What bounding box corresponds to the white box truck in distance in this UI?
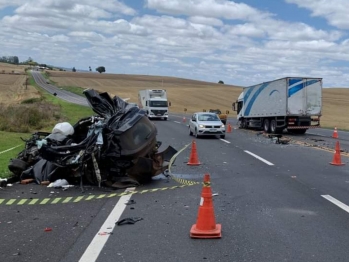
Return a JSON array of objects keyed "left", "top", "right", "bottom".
[
  {"left": 232, "top": 77, "right": 322, "bottom": 134},
  {"left": 138, "top": 89, "right": 169, "bottom": 120}
]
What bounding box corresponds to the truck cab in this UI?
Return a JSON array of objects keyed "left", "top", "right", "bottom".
[
  {"left": 232, "top": 92, "right": 244, "bottom": 121},
  {"left": 138, "top": 89, "right": 169, "bottom": 120}
]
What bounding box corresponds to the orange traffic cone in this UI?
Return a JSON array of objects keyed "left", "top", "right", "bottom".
[
  {"left": 330, "top": 141, "right": 345, "bottom": 166},
  {"left": 190, "top": 173, "right": 221, "bottom": 239},
  {"left": 227, "top": 123, "right": 232, "bottom": 133},
  {"left": 187, "top": 140, "right": 201, "bottom": 166},
  {"left": 332, "top": 127, "right": 338, "bottom": 138}
]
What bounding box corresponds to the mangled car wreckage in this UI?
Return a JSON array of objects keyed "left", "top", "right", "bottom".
[{"left": 8, "top": 89, "right": 177, "bottom": 188}]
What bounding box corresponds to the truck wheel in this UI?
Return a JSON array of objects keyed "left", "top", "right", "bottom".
[{"left": 263, "top": 119, "right": 271, "bottom": 133}]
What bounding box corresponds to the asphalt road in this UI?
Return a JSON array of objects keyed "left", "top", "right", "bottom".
[
  {"left": 1, "top": 73, "right": 349, "bottom": 261},
  {"left": 31, "top": 70, "right": 89, "bottom": 106}
]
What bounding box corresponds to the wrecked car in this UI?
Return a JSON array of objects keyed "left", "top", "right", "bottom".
[{"left": 8, "top": 89, "right": 177, "bottom": 189}]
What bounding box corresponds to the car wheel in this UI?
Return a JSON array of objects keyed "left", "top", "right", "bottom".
[
  {"left": 8, "top": 158, "right": 28, "bottom": 176},
  {"left": 220, "top": 135, "right": 225, "bottom": 139},
  {"left": 194, "top": 128, "right": 200, "bottom": 138},
  {"left": 189, "top": 126, "right": 193, "bottom": 136}
]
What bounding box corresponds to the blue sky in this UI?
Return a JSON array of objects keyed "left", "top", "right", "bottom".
[{"left": 0, "top": 0, "right": 348, "bottom": 87}]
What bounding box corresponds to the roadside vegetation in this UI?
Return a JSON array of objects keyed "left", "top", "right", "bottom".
[
  {"left": 0, "top": 71, "right": 93, "bottom": 178},
  {"left": 44, "top": 71, "right": 85, "bottom": 96}
]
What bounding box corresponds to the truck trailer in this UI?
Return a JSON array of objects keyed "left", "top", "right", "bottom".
[
  {"left": 232, "top": 77, "right": 322, "bottom": 134},
  {"left": 138, "top": 89, "right": 169, "bottom": 120}
]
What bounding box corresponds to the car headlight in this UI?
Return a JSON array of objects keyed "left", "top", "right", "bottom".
[
  {"left": 199, "top": 124, "right": 205, "bottom": 128},
  {"left": 221, "top": 124, "right": 225, "bottom": 128}
]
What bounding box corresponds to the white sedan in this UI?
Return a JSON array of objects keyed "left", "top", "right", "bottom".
[{"left": 188, "top": 112, "right": 226, "bottom": 139}]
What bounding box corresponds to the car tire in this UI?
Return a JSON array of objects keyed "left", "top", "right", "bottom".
[
  {"left": 189, "top": 127, "right": 193, "bottom": 136},
  {"left": 194, "top": 128, "right": 200, "bottom": 138},
  {"left": 8, "top": 158, "right": 28, "bottom": 176},
  {"left": 220, "top": 135, "right": 225, "bottom": 139}
]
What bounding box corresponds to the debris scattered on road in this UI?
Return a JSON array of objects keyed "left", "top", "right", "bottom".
[
  {"left": 116, "top": 217, "right": 143, "bottom": 226},
  {"left": 125, "top": 199, "right": 136, "bottom": 205},
  {"left": 98, "top": 232, "right": 113, "bottom": 235},
  {"left": 7, "top": 89, "right": 178, "bottom": 190},
  {"left": 47, "top": 179, "right": 69, "bottom": 188}
]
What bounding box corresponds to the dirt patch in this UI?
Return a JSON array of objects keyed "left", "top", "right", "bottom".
[{"left": 0, "top": 74, "right": 41, "bottom": 105}]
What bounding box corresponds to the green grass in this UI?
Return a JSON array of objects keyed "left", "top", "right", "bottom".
[
  {"left": 29, "top": 73, "right": 93, "bottom": 125},
  {"left": 0, "top": 73, "right": 94, "bottom": 178},
  {"left": 0, "top": 131, "right": 29, "bottom": 178},
  {"left": 43, "top": 71, "right": 86, "bottom": 96},
  {"left": 57, "top": 86, "right": 86, "bottom": 97}
]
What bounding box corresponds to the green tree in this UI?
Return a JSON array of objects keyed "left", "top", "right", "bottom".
[
  {"left": 96, "top": 66, "right": 106, "bottom": 74},
  {"left": 218, "top": 80, "right": 224, "bottom": 84},
  {"left": 13, "top": 56, "right": 19, "bottom": 65},
  {"left": 72, "top": 67, "right": 76, "bottom": 72}
]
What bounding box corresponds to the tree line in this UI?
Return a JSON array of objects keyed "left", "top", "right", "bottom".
[
  {"left": 0, "top": 56, "right": 19, "bottom": 64},
  {"left": 1, "top": 55, "right": 106, "bottom": 74}
]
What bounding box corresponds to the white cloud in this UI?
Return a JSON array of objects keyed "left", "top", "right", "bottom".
[
  {"left": 188, "top": 16, "right": 223, "bottom": 27},
  {"left": 0, "top": 0, "right": 26, "bottom": 9},
  {"left": 0, "top": 0, "right": 348, "bottom": 87},
  {"left": 286, "top": 0, "right": 349, "bottom": 29},
  {"left": 145, "top": 0, "right": 272, "bottom": 21}
]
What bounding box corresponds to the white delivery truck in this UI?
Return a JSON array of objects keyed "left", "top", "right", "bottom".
[
  {"left": 138, "top": 89, "right": 169, "bottom": 120},
  {"left": 232, "top": 77, "right": 322, "bottom": 134}
]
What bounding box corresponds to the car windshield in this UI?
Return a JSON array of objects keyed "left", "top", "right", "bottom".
[
  {"left": 198, "top": 114, "right": 220, "bottom": 121},
  {"left": 149, "top": 101, "right": 168, "bottom": 107}
]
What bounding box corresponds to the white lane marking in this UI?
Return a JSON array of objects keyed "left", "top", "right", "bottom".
[
  {"left": 321, "top": 195, "right": 349, "bottom": 214},
  {"left": 0, "top": 144, "right": 22, "bottom": 155},
  {"left": 220, "top": 139, "right": 231, "bottom": 144},
  {"left": 79, "top": 188, "right": 135, "bottom": 262},
  {"left": 174, "top": 121, "right": 181, "bottom": 124},
  {"left": 244, "top": 150, "right": 274, "bottom": 166}
]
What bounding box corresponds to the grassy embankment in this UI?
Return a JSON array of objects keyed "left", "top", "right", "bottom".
[{"left": 0, "top": 72, "right": 93, "bottom": 178}]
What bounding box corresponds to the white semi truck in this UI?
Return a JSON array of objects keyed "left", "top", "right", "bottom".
[
  {"left": 232, "top": 77, "right": 322, "bottom": 134},
  {"left": 138, "top": 89, "right": 169, "bottom": 120}
]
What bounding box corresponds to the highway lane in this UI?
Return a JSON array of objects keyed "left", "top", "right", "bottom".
[
  {"left": 59, "top": 118, "right": 349, "bottom": 262},
  {"left": 31, "top": 70, "right": 89, "bottom": 106},
  {"left": 3, "top": 72, "right": 347, "bottom": 261},
  {"left": 169, "top": 113, "right": 349, "bottom": 153}
]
